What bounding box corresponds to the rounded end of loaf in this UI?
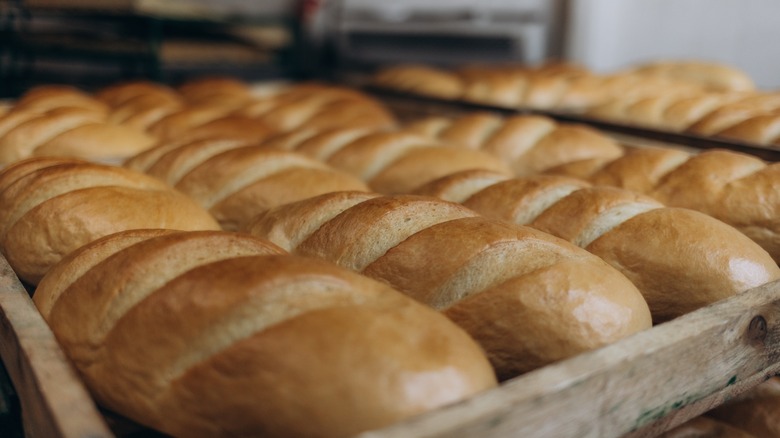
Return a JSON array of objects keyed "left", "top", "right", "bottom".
[
  {"left": 444, "top": 254, "right": 652, "bottom": 380},
  {"left": 360, "top": 215, "right": 651, "bottom": 380},
  {"left": 0, "top": 159, "right": 220, "bottom": 285},
  {"left": 586, "top": 207, "right": 780, "bottom": 323},
  {"left": 39, "top": 231, "right": 496, "bottom": 437}
]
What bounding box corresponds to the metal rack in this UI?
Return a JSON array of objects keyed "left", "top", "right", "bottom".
[{"left": 0, "top": 0, "right": 305, "bottom": 97}]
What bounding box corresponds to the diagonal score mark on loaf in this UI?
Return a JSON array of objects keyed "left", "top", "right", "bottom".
[
  {"left": 34, "top": 229, "right": 180, "bottom": 319},
  {"left": 244, "top": 191, "right": 381, "bottom": 252},
  {"left": 175, "top": 147, "right": 331, "bottom": 208},
  {"left": 271, "top": 194, "right": 589, "bottom": 309},
  {"left": 91, "top": 256, "right": 397, "bottom": 411},
  {"left": 462, "top": 175, "right": 594, "bottom": 228},
  {"left": 405, "top": 113, "right": 623, "bottom": 176},
  {"left": 0, "top": 160, "right": 170, "bottom": 239},
  {"left": 363, "top": 217, "right": 578, "bottom": 310},
  {"left": 45, "top": 231, "right": 285, "bottom": 368},
  {"left": 563, "top": 148, "right": 780, "bottom": 262},
  {"left": 266, "top": 127, "right": 512, "bottom": 195},
  {"left": 297, "top": 195, "right": 478, "bottom": 271},
  {"left": 143, "top": 138, "right": 260, "bottom": 185},
  {"left": 0, "top": 108, "right": 105, "bottom": 163},
  {"left": 528, "top": 186, "right": 664, "bottom": 249},
  {"left": 325, "top": 132, "right": 439, "bottom": 181},
  {"left": 413, "top": 169, "right": 513, "bottom": 203},
  {"left": 277, "top": 127, "right": 373, "bottom": 159},
  {"left": 247, "top": 192, "right": 652, "bottom": 378},
  {"left": 417, "top": 171, "right": 780, "bottom": 322}
]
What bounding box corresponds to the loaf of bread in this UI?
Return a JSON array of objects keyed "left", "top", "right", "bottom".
[
  {"left": 404, "top": 112, "right": 625, "bottom": 176},
  {"left": 176, "top": 76, "right": 254, "bottom": 106},
  {"left": 548, "top": 147, "right": 780, "bottom": 264},
  {"left": 127, "top": 142, "right": 370, "bottom": 230},
  {"left": 372, "top": 63, "right": 717, "bottom": 111},
  {"left": 259, "top": 127, "right": 513, "bottom": 193},
  {"left": 108, "top": 80, "right": 396, "bottom": 139},
  {"left": 12, "top": 85, "right": 109, "bottom": 115},
  {"left": 413, "top": 170, "right": 780, "bottom": 322},
  {"left": 373, "top": 63, "right": 599, "bottom": 110},
  {"left": 627, "top": 60, "right": 756, "bottom": 93},
  {"left": 33, "top": 229, "right": 497, "bottom": 437},
  {"left": 587, "top": 89, "right": 780, "bottom": 146},
  {"left": 246, "top": 191, "right": 652, "bottom": 379},
  {"left": 0, "top": 87, "right": 158, "bottom": 164},
  {"left": 235, "top": 83, "right": 398, "bottom": 132},
  {"left": 0, "top": 157, "right": 220, "bottom": 284},
  {"left": 373, "top": 64, "right": 466, "bottom": 99},
  {"left": 707, "top": 378, "right": 780, "bottom": 437},
  {"left": 124, "top": 114, "right": 275, "bottom": 172},
  {"left": 98, "top": 81, "right": 186, "bottom": 132}
]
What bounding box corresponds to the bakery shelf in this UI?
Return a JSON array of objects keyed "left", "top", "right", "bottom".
[{"left": 1, "top": 249, "right": 779, "bottom": 437}]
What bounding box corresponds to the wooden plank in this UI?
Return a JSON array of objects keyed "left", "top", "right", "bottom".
[
  {"left": 359, "top": 280, "right": 780, "bottom": 438},
  {"left": 0, "top": 255, "right": 112, "bottom": 438}
]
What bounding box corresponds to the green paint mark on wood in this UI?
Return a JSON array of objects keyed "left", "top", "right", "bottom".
[
  {"left": 727, "top": 375, "right": 737, "bottom": 386},
  {"left": 633, "top": 394, "right": 700, "bottom": 430}
]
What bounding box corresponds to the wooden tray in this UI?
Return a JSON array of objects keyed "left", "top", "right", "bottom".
[{"left": 1, "top": 251, "right": 779, "bottom": 437}]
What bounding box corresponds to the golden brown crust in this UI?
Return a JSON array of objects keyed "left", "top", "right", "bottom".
[
  {"left": 0, "top": 159, "right": 219, "bottom": 284},
  {"left": 239, "top": 84, "right": 397, "bottom": 133},
  {"left": 166, "top": 146, "right": 369, "bottom": 230},
  {"left": 550, "top": 148, "right": 780, "bottom": 264},
  {"left": 586, "top": 207, "right": 779, "bottom": 322},
  {"left": 244, "top": 191, "right": 381, "bottom": 252},
  {"left": 33, "top": 123, "right": 157, "bottom": 163},
  {"left": 33, "top": 229, "right": 180, "bottom": 318},
  {"left": 422, "top": 172, "right": 780, "bottom": 323},
  {"left": 0, "top": 108, "right": 106, "bottom": 164},
  {"left": 257, "top": 127, "right": 512, "bottom": 194},
  {"left": 14, "top": 85, "right": 109, "bottom": 114},
  {"left": 298, "top": 195, "right": 478, "bottom": 271},
  {"left": 96, "top": 81, "right": 181, "bottom": 107},
  {"left": 177, "top": 76, "right": 252, "bottom": 103},
  {"left": 373, "top": 65, "right": 465, "bottom": 99},
  {"left": 247, "top": 193, "right": 651, "bottom": 379},
  {"left": 405, "top": 113, "right": 624, "bottom": 176},
  {"left": 629, "top": 60, "right": 756, "bottom": 92},
  {"left": 38, "top": 231, "right": 496, "bottom": 437},
  {"left": 412, "top": 168, "right": 512, "bottom": 203}
]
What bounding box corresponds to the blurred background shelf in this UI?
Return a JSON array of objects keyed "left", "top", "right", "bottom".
[{"left": 0, "top": 0, "right": 304, "bottom": 97}]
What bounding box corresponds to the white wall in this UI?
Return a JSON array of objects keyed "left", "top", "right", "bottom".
[{"left": 565, "top": 0, "right": 780, "bottom": 89}]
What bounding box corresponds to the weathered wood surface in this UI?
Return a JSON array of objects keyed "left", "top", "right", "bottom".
[
  {"left": 360, "top": 279, "right": 780, "bottom": 438},
  {"left": 0, "top": 255, "right": 112, "bottom": 438}
]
